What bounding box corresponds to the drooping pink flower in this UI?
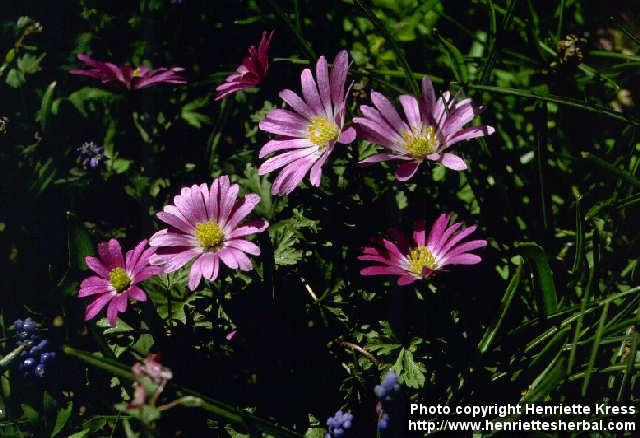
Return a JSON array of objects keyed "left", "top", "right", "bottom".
[
  {"left": 70, "top": 54, "right": 186, "bottom": 90},
  {"left": 149, "top": 175, "right": 269, "bottom": 290},
  {"left": 258, "top": 50, "right": 356, "bottom": 195},
  {"left": 128, "top": 354, "right": 173, "bottom": 409},
  {"left": 79, "top": 239, "right": 162, "bottom": 327},
  {"left": 358, "top": 213, "right": 487, "bottom": 286},
  {"left": 354, "top": 75, "right": 494, "bottom": 181},
  {"left": 214, "top": 31, "right": 274, "bottom": 100}
]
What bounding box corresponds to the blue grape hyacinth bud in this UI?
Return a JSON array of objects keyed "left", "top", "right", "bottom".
[
  {"left": 377, "top": 412, "right": 390, "bottom": 431},
  {"left": 325, "top": 410, "right": 354, "bottom": 437},
  {"left": 14, "top": 317, "right": 55, "bottom": 379}
]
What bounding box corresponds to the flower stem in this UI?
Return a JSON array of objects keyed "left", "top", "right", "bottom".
[{"left": 0, "top": 344, "right": 25, "bottom": 370}]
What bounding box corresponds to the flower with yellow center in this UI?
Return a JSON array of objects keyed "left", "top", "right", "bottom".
[
  {"left": 402, "top": 126, "right": 438, "bottom": 158},
  {"left": 195, "top": 221, "right": 225, "bottom": 250},
  {"left": 407, "top": 246, "right": 437, "bottom": 276},
  {"left": 132, "top": 67, "right": 142, "bottom": 78},
  {"left": 109, "top": 267, "right": 132, "bottom": 292},
  {"left": 308, "top": 116, "right": 340, "bottom": 147}
]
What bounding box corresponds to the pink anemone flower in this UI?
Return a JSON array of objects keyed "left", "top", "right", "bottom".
[
  {"left": 258, "top": 50, "right": 356, "bottom": 195},
  {"left": 79, "top": 239, "right": 162, "bottom": 327},
  {"left": 354, "top": 75, "right": 494, "bottom": 181},
  {"left": 70, "top": 54, "right": 186, "bottom": 90},
  {"left": 215, "top": 30, "right": 274, "bottom": 100},
  {"left": 358, "top": 213, "right": 487, "bottom": 286},
  {"left": 149, "top": 175, "right": 269, "bottom": 291}
]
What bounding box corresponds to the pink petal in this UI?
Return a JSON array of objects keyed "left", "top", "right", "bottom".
[
  {"left": 330, "top": 50, "right": 349, "bottom": 108},
  {"left": 258, "top": 147, "right": 317, "bottom": 175},
  {"left": 224, "top": 193, "right": 262, "bottom": 231},
  {"left": 421, "top": 75, "right": 437, "bottom": 118},
  {"left": 359, "top": 153, "right": 399, "bottom": 164},
  {"left": 397, "top": 275, "right": 416, "bottom": 286},
  {"left": 412, "top": 219, "right": 426, "bottom": 247},
  {"left": 79, "top": 276, "right": 110, "bottom": 297},
  {"left": 128, "top": 285, "right": 147, "bottom": 302},
  {"left": 259, "top": 139, "right": 314, "bottom": 158},
  {"left": 442, "top": 253, "right": 482, "bottom": 265},
  {"left": 188, "top": 255, "right": 204, "bottom": 291},
  {"left": 337, "top": 126, "right": 356, "bottom": 144},
  {"left": 445, "top": 125, "right": 495, "bottom": 147},
  {"left": 150, "top": 248, "right": 201, "bottom": 273},
  {"left": 439, "top": 153, "right": 468, "bottom": 171},
  {"left": 280, "top": 89, "right": 315, "bottom": 120},
  {"left": 395, "top": 161, "right": 420, "bottom": 181},
  {"left": 399, "top": 95, "right": 422, "bottom": 129},
  {"left": 217, "top": 179, "right": 240, "bottom": 224},
  {"left": 315, "top": 55, "right": 333, "bottom": 119},
  {"left": 226, "top": 239, "right": 260, "bottom": 256},
  {"left": 309, "top": 144, "right": 333, "bottom": 186},
  {"left": 85, "top": 256, "right": 110, "bottom": 278},
  {"left": 227, "top": 219, "right": 269, "bottom": 239},
  {"left": 271, "top": 156, "right": 316, "bottom": 195},
  {"left": 371, "top": 91, "right": 409, "bottom": 134},
  {"left": 85, "top": 293, "right": 114, "bottom": 322},
  {"left": 149, "top": 229, "right": 196, "bottom": 247},
  {"left": 300, "top": 68, "right": 323, "bottom": 114},
  {"left": 218, "top": 247, "right": 239, "bottom": 269}
]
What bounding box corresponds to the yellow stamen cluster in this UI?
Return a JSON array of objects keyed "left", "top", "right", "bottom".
[
  {"left": 407, "top": 246, "right": 437, "bottom": 276},
  {"left": 195, "top": 221, "right": 225, "bottom": 250},
  {"left": 308, "top": 116, "right": 340, "bottom": 147},
  {"left": 132, "top": 67, "right": 142, "bottom": 78},
  {"left": 402, "top": 126, "right": 438, "bottom": 158},
  {"left": 109, "top": 267, "right": 131, "bottom": 292}
]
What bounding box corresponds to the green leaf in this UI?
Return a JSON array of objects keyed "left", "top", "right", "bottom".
[
  {"left": 391, "top": 348, "right": 425, "bottom": 388},
  {"left": 581, "top": 302, "right": 609, "bottom": 396},
  {"left": 516, "top": 242, "right": 558, "bottom": 315},
  {"left": 67, "top": 430, "right": 91, "bottom": 438},
  {"left": 36, "top": 81, "right": 57, "bottom": 131},
  {"left": 17, "top": 53, "right": 43, "bottom": 74},
  {"left": 436, "top": 31, "right": 469, "bottom": 83},
  {"left": 51, "top": 401, "right": 73, "bottom": 437},
  {"left": 20, "top": 403, "right": 39, "bottom": 423},
  {"left": 68, "top": 87, "right": 120, "bottom": 117},
  {"left": 72, "top": 225, "right": 94, "bottom": 270},
  {"left": 181, "top": 96, "right": 212, "bottom": 128},
  {"left": 6, "top": 68, "right": 25, "bottom": 88}
]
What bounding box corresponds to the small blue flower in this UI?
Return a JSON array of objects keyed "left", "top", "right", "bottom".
[
  {"left": 76, "top": 141, "right": 106, "bottom": 169},
  {"left": 377, "top": 413, "right": 390, "bottom": 431}
]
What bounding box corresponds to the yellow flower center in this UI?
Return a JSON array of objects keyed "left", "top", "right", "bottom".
[
  {"left": 308, "top": 116, "right": 340, "bottom": 147},
  {"left": 195, "top": 221, "right": 225, "bottom": 250},
  {"left": 132, "top": 67, "right": 142, "bottom": 78},
  {"left": 402, "top": 126, "right": 438, "bottom": 158},
  {"left": 109, "top": 267, "right": 131, "bottom": 292},
  {"left": 407, "top": 246, "right": 437, "bottom": 276}
]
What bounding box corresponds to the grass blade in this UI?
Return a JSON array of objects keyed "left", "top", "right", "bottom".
[
  {"left": 581, "top": 302, "right": 609, "bottom": 396},
  {"left": 581, "top": 151, "right": 640, "bottom": 188},
  {"left": 516, "top": 242, "right": 558, "bottom": 315},
  {"left": 567, "top": 263, "right": 594, "bottom": 375},
  {"left": 479, "top": 264, "right": 522, "bottom": 353}
]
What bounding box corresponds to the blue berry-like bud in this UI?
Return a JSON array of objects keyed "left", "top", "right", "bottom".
[
  {"left": 334, "top": 428, "right": 344, "bottom": 437},
  {"left": 35, "top": 363, "right": 46, "bottom": 377},
  {"left": 14, "top": 319, "right": 24, "bottom": 331},
  {"left": 378, "top": 413, "right": 390, "bottom": 431},
  {"left": 20, "top": 357, "right": 36, "bottom": 371},
  {"left": 374, "top": 384, "right": 386, "bottom": 399},
  {"left": 23, "top": 318, "right": 37, "bottom": 333}
]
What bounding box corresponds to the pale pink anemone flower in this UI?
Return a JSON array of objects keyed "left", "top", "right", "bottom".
[
  {"left": 358, "top": 213, "right": 487, "bottom": 286},
  {"left": 258, "top": 50, "right": 356, "bottom": 196},
  {"left": 79, "top": 239, "right": 162, "bottom": 327},
  {"left": 70, "top": 54, "right": 186, "bottom": 90},
  {"left": 354, "top": 75, "right": 495, "bottom": 181},
  {"left": 215, "top": 30, "right": 274, "bottom": 100},
  {"left": 128, "top": 354, "right": 173, "bottom": 409},
  {"left": 149, "top": 175, "right": 269, "bottom": 291}
]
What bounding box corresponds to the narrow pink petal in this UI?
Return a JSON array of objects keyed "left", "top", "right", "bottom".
[
  {"left": 397, "top": 275, "right": 416, "bottom": 286},
  {"left": 259, "top": 138, "right": 314, "bottom": 158},
  {"left": 218, "top": 247, "right": 239, "bottom": 269},
  {"left": 150, "top": 248, "right": 201, "bottom": 273},
  {"left": 353, "top": 117, "right": 401, "bottom": 150},
  {"left": 259, "top": 147, "right": 317, "bottom": 175},
  {"left": 337, "top": 126, "right": 356, "bottom": 144},
  {"left": 359, "top": 105, "right": 404, "bottom": 140},
  {"left": 445, "top": 125, "right": 495, "bottom": 148},
  {"left": 309, "top": 144, "right": 333, "bottom": 186},
  {"left": 271, "top": 156, "right": 316, "bottom": 195},
  {"left": 265, "top": 108, "right": 309, "bottom": 127},
  {"left": 85, "top": 256, "right": 110, "bottom": 278},
  {"left": 371, "top": 91, "right": 409, "bottom": 134},
  {"left": 439, "top": 225, "right": 478, "bottom": 256},
  {"left": 227, "top": 219, "right": 269, "bottom": 239},
  {"left": 224, "top": 193, "right": 261, "bottom": 231},
  {"left": 439, "top": 153, "right": 468, "bottom": 171},
  {"left": 399, "top": 95, "right": 422, "bottom": 129},
  {"left": 359, "top": 153, "right": 399, "bottom": 164},
  {"left": 149, "top": 229, "right": 196, "bottom": 247},
  {"left": 442, "top": 253, "right": 482, "bottom": 265},
  {"left": 441, "top": 102, "right": 477, "bottom": 137},
  {"left": 330, "top": 50, "right": 349, "bottom": 109},
  {"left": 188, "top": 255, "right": 204, "bottom": 290},
  {"left": 427, "top": 214, "right": 450, "bottom": 248},
  {"left": 125, "top": 239, "right": 147, "bottom": 273},
  {"left": 412, "top": 219, "right": 426, "bottom": 247},
  {"left": 84, "top": 293, "right": 114, "bottom": 321},
  {"left": 432, "top": 223, "right": 463, "bottom": 255},
  {"left": 106, "top": 294, "right": 125, "bottom": 327},
  {"left": 279, "top": 89, "right": 315, "bottom": 120},
  {"left": 226, "top": 239, "right": 260, "bottom": 256},
  {"left": 128, "top": 285, "right": 147, "bottom": 302},
  {"left": 395, "top": 161, "right": 420, "bottom": 181},
  {"left": 421, "top": 75, "right": 437, "bottom": 120},
  {"left": 259, "top": 118, "right": 308, "bottom": 138},
  {"left": 231, "top": 249, "right": 253, "bottom": 271},
  {"left": 79, "top": 276, "right": 110, "bottom": 297},
  {"left": 360, "top": 265, "right": 405, "bottom": 276},
  {"left": 300, "top": 68, "right": 323, "bottom": 114},
  {"left": 315, "top": 55, "right": 333, "bottom": 119},
  {"left": 217, "top": 179, "right": 240, "bottom": 224},
  {"left": 198, "top": 252, "right": 216, "bottom": 280},
  {"left": 442, "top": 239, "right": 487, "bottom": 260},
  {"left": 189, "top": 184, "right": 208, "bottom": 224},
  {"left": 132, "top": 266, "right": 163, "bottom": 283}
]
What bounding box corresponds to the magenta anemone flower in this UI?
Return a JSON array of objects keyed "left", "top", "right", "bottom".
[
  {"left": 354, "top": 75, "right": 494, "bottom": 181},
  {"left": 215, "top": 31, "right": 274, "bottom": 100},
  {"left": 70, "top": 54, "right": 186, "bottom": 90},
  {"left": 149, "top": 175, "right": 269, "bottom": 290},
  {"left": 79, "top": 239, "right": 162, "bottom": 327},
  {"left": 358, "top": 213, "right": 487, "bottom": 286},
  {"left": 258, "top": 50, "right": 356, "bottom": 196}
]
